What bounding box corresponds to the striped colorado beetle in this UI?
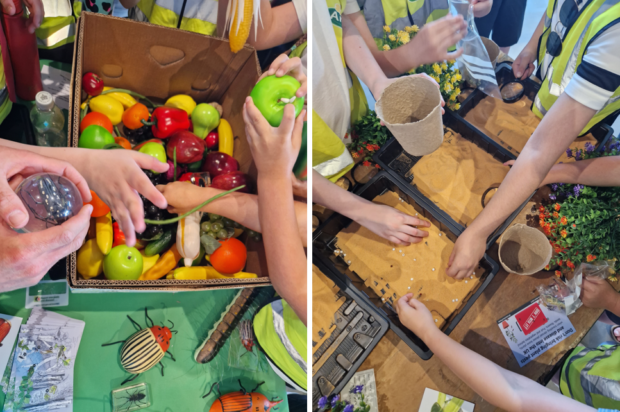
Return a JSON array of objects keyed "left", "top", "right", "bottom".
[
  {"left": 102, "top": 308, "right": 177, "bottom": 385},
  {"left": 203, "top": 380, "right": 282, "bottom": 412}
]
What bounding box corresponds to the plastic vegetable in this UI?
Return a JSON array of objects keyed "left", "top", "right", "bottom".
[
  {"left": 77, "top": 238, "right": 105, "bottom": 279},
  {"left": 113, "top": 222, "right": 126, "bottom": 247},
  {"left": 170, "top": 266, "right": 257, "bottom": 280},
  {"left": 79, "top": 125, "right": 115, "bottom": 149},
  {"left": 250, "top": 75, "right": 304, "bottom": 127},
  {"left": 210, "top": 238, "right": 247, "bottom": 274},
  {"left": 217, "top": 119, "right": 234, "bottom": 156},
  {"left": 84, "top": 190, "right": 110, "bottom": 217},
  {"left": 81, "top": 112, "right": 113, "bottom": 134},
  {"left": 90, "top": 95, "right": 124, "bottom": 125},
  {"left": 191, "top": 104, "right": 220, "bottom": 139},
  {"left": 96, "top": 212, "right": 113, "bottom": 255},
  {"left": 225, "top": 0, "right": 260, "bottom": 53},
  {"left": 206, "top": 131, "right": 218, "bottom": 150},
  {"left": 139, "top": 142, "right": 167, "bottom": 171},
  {"left": 122, "top": 102, "right": 150, "bottom": 130},
  {"left": 115, "top": 136, "right": 132, "bottom": 150},
  {"left": 140, "top": 252, "right": 160, "bottom": 275},
  {"left": 177, "top": 211, "right": 203, "bottom": 267},
  {"left": 139, "top": 243, "right": 182, "bottom": 280},
  {"left": 82, "top": 72, "right": 104, "bottom": 96},
  {"left": 102, "top": 87, "right": 137, "bottom": 109},
  {"left": 166, "top": 130, "right": 206, "bottom": 164},
  {"left": 143, "top": 107, "right": 190, "bottom": 139},
  {"left": 212, "top": 171, "right": 249, "bottom": 193},
  {"left": 165, "top": 95, "right": 196, "bottom": 116},
  {"left": 133, "top": 138, "right": 164, "bottom": 152},
  {"left": 144, "top": 229, "right": 173, "bottom": 256}
]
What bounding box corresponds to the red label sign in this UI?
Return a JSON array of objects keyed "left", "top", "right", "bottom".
[{"left": 516, "top": 303, "right": 548, "bottom": 335}]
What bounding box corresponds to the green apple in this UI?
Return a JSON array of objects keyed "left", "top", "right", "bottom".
[
  {"left": 139, "top": 142, "right": 167, "bottom": 174},
  {"left": 250, "top": 75, "right": 305, "bottom": 127},
  {"left": 78, "top": 125, "right": 115, "bottom": 149},
  {"left": 191, "top": 103, "right": 220, "bottom": 139},
  {"left": 103, "top": 245, "right": 143, "bottom": 280}
]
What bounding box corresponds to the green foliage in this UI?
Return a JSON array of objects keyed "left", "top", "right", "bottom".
[{"left": 348, "top": 111, "right": 393, "bottom": 165}]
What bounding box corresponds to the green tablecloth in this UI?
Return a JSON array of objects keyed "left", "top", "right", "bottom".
[{"left": 0, "top": 285, "right": 289, "bottom": 411}]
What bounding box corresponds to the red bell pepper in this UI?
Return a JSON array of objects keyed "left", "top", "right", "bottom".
[
  {"left": 113, "top": 222, "right": 126, "bottom": 247},
  {"left": 143, "top": 107, "right": 190, "bottom": 139},
  {"left": 82, "top": 72, "right": 104, "bottom": 96}
]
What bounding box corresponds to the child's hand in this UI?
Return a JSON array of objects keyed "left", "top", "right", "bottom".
[
  {"left": 243, "top": 97, "right": 306, "bottom": 181},
  {"left": 472, "top": 0, "right": 492, "bottom": 18},
  {"left": 258, "top": 54, "right": 307, "bottom": 98},
  {"left": 395, "top": 294, "right": 437, "bottom": 341},
  {"left": 156, "top": 182, "right": 203, "bottom": 215},
  {"left": 513, "top": 45, "right": 537, "bottom": 80},
  {"left": 581, "top": 277, "right": 620, "bottom": 312}
]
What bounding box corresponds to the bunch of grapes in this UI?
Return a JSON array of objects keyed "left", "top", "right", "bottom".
[
  {"left": 137, "top": 170, "right": 175, "bottom": 241},
  {"left": 124, "top": 124, "right": 154, "bottom": 145},
  {"left": 201, "top": 214, "right": 262, "bottom": 242}
]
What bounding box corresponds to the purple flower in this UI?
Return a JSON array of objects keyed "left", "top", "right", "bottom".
[
  {"left": 565, "top": 148, "right": 573, "bottom": 158},
  {"left": 351, "top": 385, "right": 364, "bottom": 394},
  {"left": 585, "top": 142, "right": 594, "bottom": 154},
  {"left": 549, "top": 194, "right": 556, "bottom": 201},
  {"left": 332, "top": 395, "right": 340, "bottom": 408},
  {"left": 551, "top": 184, "right": 558, "bottom": 191},
  {"left": 318, "top": 397, "right": 328, "bottom": 409},
  {"left": 343, "top": 404, "right": 354, "bottom": 412},
  {"left": 575, "top": 149, "right": 582, "bottom": 161}
]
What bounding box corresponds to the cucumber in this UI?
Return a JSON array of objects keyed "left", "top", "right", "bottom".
[
  {"left": 103, "top": 143, "right": 125, "bottom": 150},
  {"left": 144, "top": 229, "right": 173, "bottom": 257}
]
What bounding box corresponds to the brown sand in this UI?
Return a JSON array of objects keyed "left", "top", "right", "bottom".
[
  {"left": 312, "top": 264, "right": 347, "bottom": 354},
  {"left": 336, "top": 191, "right": 484, "bottom": 330},
  {"left": 464, "top": 95, "right": 598, "bottom": 162},
  {"left": 411, "top": 128, "right": 510, "bottom": 227}
]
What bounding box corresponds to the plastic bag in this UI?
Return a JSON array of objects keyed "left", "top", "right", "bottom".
[
  {"left": 448, "top": 0, "right": 502, "bottom": 99},
  {"left": 573, "top": 260, "right": 615, "bottom": 281},
  {"left": 537, "top": 278, "right": 579, "bottom": 315}
]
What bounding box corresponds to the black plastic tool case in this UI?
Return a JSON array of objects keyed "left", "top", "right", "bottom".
[
  {"left": 373, "top": 109, "right": 534, "bottom": 248},
  {"left": 311, "top": 258, "right": 389, "bottom": 407},
  {"left": 456, "top": 61, "right": 613, "bottom": 156},
  {"left": 312, "top": 172, "right": 500, "bottom": 360}
]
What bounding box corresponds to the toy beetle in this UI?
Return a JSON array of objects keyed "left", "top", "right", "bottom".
[
  {"left": 102, "top": 308, "right": 177, "bottom": 385},
  {"left": 202, "top": 380, "right": 282, "bottom": 412}
]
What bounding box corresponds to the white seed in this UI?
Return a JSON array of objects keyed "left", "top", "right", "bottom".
[
  {"left": 473, "top": 272, "right": 476, "bottom": 275},
  {"left": 381, "top": 298, "right": 385, "bottom": 301},
  {"left": 432, "top": 268, "right": 435, "bottom": 271},
  {"left": 399, "top": 250, "right": 402, "bottom": 253},
  {"left": 410, "top": 278, "right": 413, "bottom": 281},
  {"left": 435, "top": 319, "right": 438, "bottom": 323},
  {"left": 402, "top": 254, "right": 405, "bottom": 257},
  {"left": 439, "top": 233, "right": 442, "bottom": 237},
  {"left": 408, "top": 287, "right": 411, "bottom": 290},
  {"left": 465, "top": 280, "right": 468, "bottom": 284},
  {"left": 456, "top": 299, "right": 458, "bottom": 302},
  {"left": 347, "top": 260, "right": 351, "bottom": 264},
  {"left": 392, "top": 248, "right": 395, "bottom": 251},
  {"left": 414, "top": 258, "right": 416, "bottom": 261}
]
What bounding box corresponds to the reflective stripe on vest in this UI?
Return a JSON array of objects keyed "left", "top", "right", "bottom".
[
  {"left": 560, "top": 345, "right": 620, "bottom": 409},
  {"left": 533, "top": 0, "right": 620, "bottom": 134},
  {"left": 136, "top": 0, "right": 218, "bottom": 35},
  {"left": 312, "top": 110, "right": 355, "bottom": 182},
  {"left": 253, "top": 299, "right": 307, "bottom": 391},
  {"left": 363, "top": 0, "right": 448, "bottom": 39}
]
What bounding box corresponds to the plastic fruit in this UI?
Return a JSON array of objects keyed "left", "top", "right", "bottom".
[
  {"left": 115, "top": 136, "right": 132, "bottom": 150},
  {"left": 206, "top": 131, "right": 218, "bottom": 149},
  {"left": 210, "top": 238, "right": 247, "bottom": 275},
  {"left": 250, "top": 75, "right": 304, "bottom": 127},
  {"left": 140, "top": 251, "right": 160, "bottom": 275},
  {"left": 166, "top": 130, "right": 206, "bottom": 164},
  {"left": 191, "top": 103, "right": 220, "bottom": 139},
  {"left": 79, "top": 125, "right": 115, "bottom": 149},
  {"left": 139, "top": 142, "right": 167, "bottom": 173},
  {"left": 81, "top": 112, "right": 113, "bottom": 134},
  {"left": 122, "top": 102, "right": 150, "bottom": 130},
  {"left": 82, "top": 72, "right": 104, "bottom": 96},
  {"left": 83, "top": 190, "right": 110, "bottom": 218},
  {"left": 212, "top": 171, "right": 249, "bottom": 193},
  {"left": 103, "top": 245, "right": 143, "bottom": 280},
  {"left": 77, "top": 238, "right": 105, "bottom": 279},
  {"left": 202, "top": 152, "right": 238, "bottom": 177}
]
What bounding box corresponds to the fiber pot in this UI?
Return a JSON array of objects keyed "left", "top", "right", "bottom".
[
  {"left": 498, "top": 224, "right": 552, "bottom": 275},
  {"left": 481, "top": 37, "right": 500, "bottom": 68},
  {"left": 375, "top": 76, "right": 444, "bottom": 156}
]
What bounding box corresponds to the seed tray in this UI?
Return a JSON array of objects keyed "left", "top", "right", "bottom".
[
  {"left": 311, "top": 258, "right": 389, "bottom": 408},
  {"left": 373, "top": 110, "right": 534, "bottom": 248},
  {"left": 312, "top": 172, "right": 500, "bottom": 360},
  {"left": 456, "top": 61, "right": 613, "bottom": 155}
]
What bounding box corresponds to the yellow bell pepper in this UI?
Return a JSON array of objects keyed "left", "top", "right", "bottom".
[
  {"left": 218, "top": 119, "right": 234, "bottom": 157},
  {"left": 77, "top": 239, "right": 104, "bottom": 279},
  {"left": 96, "top": 212, "right": 113, "bottom": 255},
  {"left": 90, "top": 95, "right": 124, "bottom": 125},
  {"left": 172, "top": 266, "right": 257, "bottom": 280},
  {"left": 140, "top": 251, "right": 160, "bottom": 275},
  {"left": 165, "top": 95, "right": 196, "bottom": 116},
  {"left": 139, "top": 243, "right": 182, "bottom": 280},
  {"left": 103, "top": 87, "right": 138, "bottom": 110}
]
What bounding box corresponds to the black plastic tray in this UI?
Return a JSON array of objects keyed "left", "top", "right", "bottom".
[
  {"left": 373, "top": 110, "right": 534, "bottom": 248},
  {"left": 312, "top": 172, "right": 500, "bottom": 360},
  {"left": 457, "top": 61, "right": 613, "bottom": 156},
  {"left": 311, "top": 258, "right": 389, "bottom": 407}
]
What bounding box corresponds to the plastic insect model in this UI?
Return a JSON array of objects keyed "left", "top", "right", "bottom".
[
  {"left": 116, "top": 386, "right": 148, "bottom": 411},
  {"left": 238, "top": 320, "right": 255, "bottom": 357},
  {"left": 102, "top": 308, "right": 178, "bottom": 385},
  {"left": 19, "top": 174, "right": 79, "bottom": 227},
  {"left": 202, "top": 380, "right": 283, "bottom": 412}
]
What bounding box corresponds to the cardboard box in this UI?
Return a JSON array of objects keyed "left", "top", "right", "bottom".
[{"left": 67, "top": 12, "right": 271, "bottom": 292}]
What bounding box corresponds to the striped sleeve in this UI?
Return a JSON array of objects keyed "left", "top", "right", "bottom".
[{"left": 564, "top": 22, "right": 620, "bottom": 110}]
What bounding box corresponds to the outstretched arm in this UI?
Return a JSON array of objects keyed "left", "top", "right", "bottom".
[{"left": 541, "top": 156, "right": 620, "bottom": 187}]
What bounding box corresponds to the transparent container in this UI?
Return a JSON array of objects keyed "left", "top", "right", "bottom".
[
  {"left": 112, "top": 383, "right": 151, "bottom": 411},
  {"left": 30, "top": 91, "right": 66, "bottom": 147}
]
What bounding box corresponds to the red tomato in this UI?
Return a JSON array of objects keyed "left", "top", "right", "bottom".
[{"left": 81, "top": 112, "right": 113, "bottom": 134}]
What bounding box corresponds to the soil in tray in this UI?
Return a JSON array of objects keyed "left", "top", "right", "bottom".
[
  {"left": 463, "top": 94, "right": 597, "bottom": 162},
  {"left": 411, "top": 127, "right": 510, "bottom": 227},
  {"left": 336, "top": 191, "right": 484, "bottom": 330},
  {"left": 312, "top": 264, "right": 347, "bottom": 355}
]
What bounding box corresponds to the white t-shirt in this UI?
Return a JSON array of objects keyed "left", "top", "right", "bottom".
[
  {"left": 312, "top": 0, "right": 360, "bottom": 141},
  {"left": 292, "top": 0, "right": 307, "bottom": 34}
]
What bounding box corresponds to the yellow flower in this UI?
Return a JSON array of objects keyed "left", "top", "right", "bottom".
[
  {"left": 405, "top": 26, "right": 413, "bottom": 33},
  {"left": 383, "top": 44, "right": 391, "bottom": 51},
  {"left": 448, "top": 59, "right": 456, "bottom": 65},
  {"left": 450, "top": 93, "right": 457, "bottom": 101},
  {"left": 451, "top": 75, "right": 457, "bottom": 83},
  {"left": 455, "top": 103, "right": 461, "bottom": 110},
  {"left": 431, "top": 75, "right": 440, "bottom": 83},
  {"left": 432, "top": 63, "right": 441, "bottom": 75},
  {"left": 411, "top": 25, "right": 419, "bottom": 33},
  {"left": 383, "top": 25, "right": 391, "bottom": 33},
  {"left": 456, "top": 73, "right": 462, "bottom": 81},
  {"left": 441, "top": 62, "right": 448, "bottom": 71},
  {"left": 444, "top": 82, "right": 453, "bottom": 93},
  {"left": 454, "top": 87, "right": 461, "bottom": 96},
  {"left": 389, "top": 34, "right": 396, "bottom": 41},
  {"left": 398, "top": 32, "right": 410, "bottom": 44}
]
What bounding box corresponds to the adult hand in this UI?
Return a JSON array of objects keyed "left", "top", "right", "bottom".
[
  {"left": 258, "top": 54, "right": 307, "bottom": 98},
  {"left": 0, "top": 147, "right": 91, "bottom": 229},
  {"left": 581, "top": 277, "right": 620, "bottom": 312},
  {"left": 404, "top": 15, "right": 467, "bottom": 66},
  {"left": 0, "top": 0, "right": 44, "bottom": 33},
  {"left": 373, "top": 73, "right": 445, "bottom": 115},
  {"left": 71, "top": 149, "right": 168, "bottom": 246},
  {"left": 472, "top": 0, "right": 493, "bottom": 18},
  {"left": 353, "top": 202, "right": 431, "bottom": 246},
  {"left": 446, "top": 227, "right": 486, "bottom": 279},
  {"left": 243, "top": 96, "right": 306, "bottom": 181},
  {"left": 513, "top": 45, "right": 537, "bottom": 80},
  {"left": 395, "top": 294, "right": 437, "bottom": 341}
]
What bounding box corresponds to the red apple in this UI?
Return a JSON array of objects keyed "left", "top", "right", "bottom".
[
  {"left": 206, "top": 131, "right": 219, "bottom": 149},
  {"left": 166, "top": 130, "right": 206, "bottom": 164},
  {"left": 212, "top": 171, "right": 250, "bottom": 193},
  {"left": 202, "top": 152, "right": 238, "bottom": 177}
]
